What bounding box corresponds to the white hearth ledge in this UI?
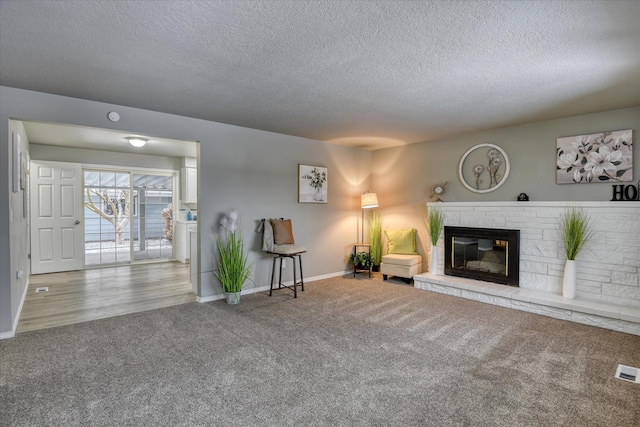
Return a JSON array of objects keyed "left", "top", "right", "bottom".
[{"left": 414, "top": 273, "right": 640, "bottom": 336}]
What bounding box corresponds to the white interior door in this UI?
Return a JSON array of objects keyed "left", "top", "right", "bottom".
[{"left": 30, "top": 160, "right": 84, "bottom": 274}]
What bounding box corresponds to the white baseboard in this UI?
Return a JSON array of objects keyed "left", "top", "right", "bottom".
[
  {"left": 196, "top": 295, "right": 225, "bottom": 303},
  {"left": 196, "top": 270, "right": 350, "bottom": 303},
  {"left": 0, "top": 277, "right": 29, "bottom": 340},
  {"left": 196, "top": 284, "right": 272, "bottom": 303},
  {"left": 307, "top": 270, "right": 351, "bottom": 281},
  {"left": 0, "top": 330, "right": 15, "bottom": 339}
]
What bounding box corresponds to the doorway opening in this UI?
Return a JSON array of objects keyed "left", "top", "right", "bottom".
[{"left": 15, "top": 119, "right": 200, "bottom": 334}]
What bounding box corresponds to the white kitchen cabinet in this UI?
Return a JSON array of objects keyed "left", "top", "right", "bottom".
[
  {"left": 181, "top": 167, "right": 197, "bottom": 204},
  {"left": 175, "top": 221, "right": 197, "bottom": 263}
]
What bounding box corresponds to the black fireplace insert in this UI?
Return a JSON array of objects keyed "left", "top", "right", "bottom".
[{"left": 444, "top": 226, "right": 520, "bottom": 286}]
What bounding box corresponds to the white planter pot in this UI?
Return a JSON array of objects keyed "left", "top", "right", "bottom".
[
  {"left": 225, "top": 292, "right": 240, "bottom": 304},
  {"left": 430, "top": 247, "right": 439, "bottom": 276},
  {"left": 562, "top": 259, "right": 577, "bottom": 299}
]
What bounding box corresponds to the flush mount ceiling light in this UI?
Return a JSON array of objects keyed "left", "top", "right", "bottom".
[{"left": 126, "top": 137, "right": 148, "bottom": 148}]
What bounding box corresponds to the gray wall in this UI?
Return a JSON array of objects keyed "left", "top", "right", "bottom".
[
  {"left": 0, "top": 113, "right": 8, "bottom": 336},
  {"left": 0, "top": 86, "right": 371, "bottom": 336},
  {"left": 197, "top": 128, "right": 370, "bottom": 298},
  {"left": 371, "top": 106, "right": 640, "bottom": 262},
  {"left": 3, "top": 120, "right": 30, "bottom": 336}
]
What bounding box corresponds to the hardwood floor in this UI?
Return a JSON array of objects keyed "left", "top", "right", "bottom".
[{"left": 17, "top": 261, "right": 195, "bottom": 333}]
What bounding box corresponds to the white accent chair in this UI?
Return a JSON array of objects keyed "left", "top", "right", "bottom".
[
  {"left": 380, "top": 254, "right": 422, "bottom": 281},
  {"left": 379, "top": 228, "right": 422, "bottom": 282}
]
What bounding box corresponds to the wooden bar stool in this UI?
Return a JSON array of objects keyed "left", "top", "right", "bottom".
[
  {"left": 269, "top": 250, "right": 305, "bottom": 298},
  {"left": 260, "top": 218, "right": 306, "bottom": 298}
]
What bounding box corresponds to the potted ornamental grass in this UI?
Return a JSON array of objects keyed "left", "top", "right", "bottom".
[
  {"left": 214, "top": 210, "right": 253, "bottom": 304},
  {"left": 559, "top": 206, "right": 592, "bottom": 299},
  {"left": 426, "top": 208, "right": 444, "bottom": 275},
  {"left": 369, "top": 211, "right": 382, "bottom": 271}
]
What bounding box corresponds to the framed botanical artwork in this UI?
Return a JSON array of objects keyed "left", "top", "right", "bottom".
[
  {"left": 556, "top": 129, "right": 633, "bottom": 184},
  {"left": 298, "top": 164, "right": 328, "bottom": 203}
]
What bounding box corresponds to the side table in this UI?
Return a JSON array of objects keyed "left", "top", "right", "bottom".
[{"left": 352, "top": 243, "right": 371, "bottom": 278}]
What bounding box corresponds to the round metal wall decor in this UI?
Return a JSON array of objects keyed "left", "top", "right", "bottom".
[{"left": 458, "top": 143, "right": 510, "bottom": 193}]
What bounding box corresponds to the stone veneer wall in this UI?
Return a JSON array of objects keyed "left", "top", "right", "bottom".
[{"left": 427, "top": 201, "right": 640, "bottom": 309}]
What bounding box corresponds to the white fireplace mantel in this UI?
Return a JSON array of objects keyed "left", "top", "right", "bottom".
[{"left": 428, "top": 201, "right": 640, "bottom": 208}]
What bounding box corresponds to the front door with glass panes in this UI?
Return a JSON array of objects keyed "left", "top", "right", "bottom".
[{"left": 84, "top": 170, "right": 175, "bottom": 266}]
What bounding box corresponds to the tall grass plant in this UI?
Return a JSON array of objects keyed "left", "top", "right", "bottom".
[
  {"left": 426, "top": 208, "right": 444, "bottom": 246},
  {"left": 560, "top": 207, "right": 592, "bottom": 260},
  {"left": 214, "top": 211, "right": 253, "bottom": 297},
  {"left": 369, "top": 211, "right": 382, "bottom": 267}
]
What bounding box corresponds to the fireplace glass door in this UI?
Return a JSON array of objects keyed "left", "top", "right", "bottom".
[
  {"left": 451, "top": 237, "right": 508, "bottom": 276},
  {"left": 445, "top": 226, "right": 520, "bottom": 286}
]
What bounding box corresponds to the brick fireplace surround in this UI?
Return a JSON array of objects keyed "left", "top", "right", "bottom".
[{"left": 415, "top": 202, "right": 640, "bottom": 335}]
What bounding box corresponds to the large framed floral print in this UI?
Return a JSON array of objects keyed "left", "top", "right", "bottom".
[
  {"left": 298, "top": 164, "right": 327, "bottom": 203},
  {"left": 556, "top": 130, "right": 633, "bottom": 184}
]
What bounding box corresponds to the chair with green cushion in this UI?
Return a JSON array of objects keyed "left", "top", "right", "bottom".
[{"left": 380, "top": 228, "right": 423, "bottom": 282}]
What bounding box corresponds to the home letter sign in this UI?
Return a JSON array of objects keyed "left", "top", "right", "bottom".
[{"left": 611, "top": 184, "right": 639, "bottom": 201}]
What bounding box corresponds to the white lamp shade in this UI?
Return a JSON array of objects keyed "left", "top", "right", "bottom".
[
  {"left": 361, "top": 192, "right": 379, "bottom": 209},
  {"left": 126, "top": 137, "right": 148, "bottom": 148}
]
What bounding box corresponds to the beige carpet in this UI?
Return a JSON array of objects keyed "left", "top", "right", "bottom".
[{"left": 1, "top": 274, "right": 639, "bottom": 426}]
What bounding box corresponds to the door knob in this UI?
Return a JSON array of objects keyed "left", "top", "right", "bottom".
[{"left": 75, "top": 220, "right": 81, "bottom": 225}]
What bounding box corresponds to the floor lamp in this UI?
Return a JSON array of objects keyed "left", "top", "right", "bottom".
[{"left": 361, "top": 191, "right": 379, "bottom": 243}]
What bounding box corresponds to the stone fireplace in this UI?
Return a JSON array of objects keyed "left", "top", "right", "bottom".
[
  {"left": 444, "top": 226, "right": 520, "bottom": 287},
  {"left": 425, "top": 201, "right": 640, "bottom": 305},
  {"left": 413, "top": 201, "right": 640, "bottom": 336}
]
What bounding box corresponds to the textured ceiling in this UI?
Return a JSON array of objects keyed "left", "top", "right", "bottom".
[{"left": 1, "top": 0, "right": 639, "bottom": 150}]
